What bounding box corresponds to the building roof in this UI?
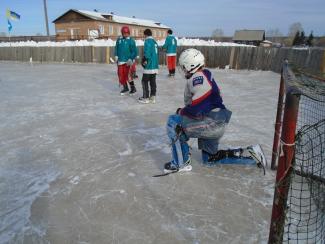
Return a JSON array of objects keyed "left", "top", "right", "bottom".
[
  {"left": 53, "top": 9, "right": 170, "bottom": 29},
  {"left": 233, "top": 30, "right": 265, "bottom": 41}
]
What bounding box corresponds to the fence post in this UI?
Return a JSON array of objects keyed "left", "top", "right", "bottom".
[
  {"left": 229, "top": 47, "right": 235, "bottom": 69},
  {"left": 106, "top": 47, "right": 110, "bottom": 63},
  {"left": 268, "top": 86, "right": 300, "bottom": 243}
]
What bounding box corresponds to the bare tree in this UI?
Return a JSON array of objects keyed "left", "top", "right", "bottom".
[
  {"left": 212, "top": 28, "right": 224, "bottom": 37},
  {"left": 288, "top": 22, "right": 303, "bottom": 36}
]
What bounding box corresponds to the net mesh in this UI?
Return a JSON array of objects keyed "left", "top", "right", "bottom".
[{"left": 282, "top": 67, "right": 325, "bottom": 243}]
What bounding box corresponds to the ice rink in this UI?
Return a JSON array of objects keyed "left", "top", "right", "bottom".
[{"left": 0, "top": 62, "right": 279, "bottom": 243}]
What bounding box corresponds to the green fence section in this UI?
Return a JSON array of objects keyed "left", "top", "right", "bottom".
[{"left": 0, "top": 46, "right": 324, "bottom": 73}]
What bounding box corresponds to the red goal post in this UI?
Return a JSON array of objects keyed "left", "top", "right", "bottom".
[{"left": 269, "top": 62, "right": 325, "bottom": 243}]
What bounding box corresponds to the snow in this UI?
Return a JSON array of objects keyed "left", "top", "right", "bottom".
[
  {"left": 77, "top": 10, "right": 108, "bottom": 21},
  {"left": 0, "top": 38, "right": 253, "bottom": 47},
  {"left": 112, "top": 15, "right": 169, "bottom": 29},
  {"left": 77, "top": 9, "right": 170, "bottom": 28},
  {"left": 0, "top": 62, "right": 278, "bottom": 243}
]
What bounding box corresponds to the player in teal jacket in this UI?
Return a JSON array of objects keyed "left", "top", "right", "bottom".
[
  {"left": 138, "top": 29, "right": 159, "bottom": 104},
  {"left": 114, "top": 26, "right": 138, "bottom": 95},
  {"left": 143, "top": 35, "right": 159, "bottom": 74},
  {"left": 162, "top": 29, "right": 177, "bottom": 77}
]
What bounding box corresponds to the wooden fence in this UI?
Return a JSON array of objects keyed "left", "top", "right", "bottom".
[{"left": 0, "top": 46, "right": 324, "bottom": 73}]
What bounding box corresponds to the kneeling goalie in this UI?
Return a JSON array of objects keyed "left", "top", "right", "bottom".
[{"left": 163, "top": 49, "right": 267, "bottom": 175}]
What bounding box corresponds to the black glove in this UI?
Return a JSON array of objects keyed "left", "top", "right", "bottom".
[
  {"left": 141, "top": 56, "right": 147, "bottom": 68},
  {"left": 175, "top": 124, "right": 183, "bottom": 135}
]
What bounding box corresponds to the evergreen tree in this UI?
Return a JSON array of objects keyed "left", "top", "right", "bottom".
[
  {"left": 299, "top": 31, "right": 306, "bottom": 45},
  {"left": 306, "top": 31, "right": 314, "bottom": 46},
  {"left": 292, "top": 31, "right": 300, "bottom": 46}
]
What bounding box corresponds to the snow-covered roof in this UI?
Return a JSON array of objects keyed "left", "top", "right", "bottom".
[
  {"left": 76, "top": 10, "right": 107, "bottom": 21},
  {"left": 55, "top": 9, "right": 169, "bottom": 29},
  {"left": 111, "top": 15, "right": 169, "bottom": 29}
]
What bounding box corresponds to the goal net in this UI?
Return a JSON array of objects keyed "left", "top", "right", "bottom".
[{"left": 269, "top": 63, "right": 325, "bottom": 243}]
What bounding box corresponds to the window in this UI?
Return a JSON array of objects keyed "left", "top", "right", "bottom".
[
  {"left": 56, "top": 29, "right": 66, "bottom": 33},
  {"left": 88, "top": 29, "right": 99, "bottom": 39},
  {"left": 99, "top": 25, "right": 104, "bottom": 34},
  {"left": 109, "top": 25, "right": 114, "bottom": 35},
  {"left": 70, "top": 28, "right": 80, "bottom": 39}
]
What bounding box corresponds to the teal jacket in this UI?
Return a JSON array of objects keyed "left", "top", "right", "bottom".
[
  {"left": 114, "top": 36, "right": 138, "bottom": 64},
  {"left": 143, "top": 37, "right": 159, "bottom": 74},
  {"left": 162, "top": 34, "right": 177, "bottom": 56}
]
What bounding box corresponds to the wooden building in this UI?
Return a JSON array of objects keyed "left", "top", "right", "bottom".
[
  {"left": 233, "top": 30, "right": 265, "bottom": 46},
  {"left": 53, "top": 9, "right": 170, "bottom": 41}
]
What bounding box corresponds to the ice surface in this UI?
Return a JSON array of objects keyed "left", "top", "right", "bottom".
[{"left": 0, "top": 62, "right": 279, "bottom": 243}]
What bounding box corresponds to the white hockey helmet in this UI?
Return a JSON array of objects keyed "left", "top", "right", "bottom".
[{"left": 179, "top": 48, "right": 205, "bottom": 75}]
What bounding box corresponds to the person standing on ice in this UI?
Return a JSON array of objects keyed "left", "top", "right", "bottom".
[
  {"left": 138, "top": 29, "right": 159, "bottom": 104},
  {"left": 162, "top": 29, "right": 177, "bottom": 77},
  {"left": 114, "top": 26, "right": 138, "bottom": 95},
  {"left": 163, "top": 48, "right": 267, "bottom": 174}
]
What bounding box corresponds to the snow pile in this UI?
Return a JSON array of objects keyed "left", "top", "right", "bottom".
[
  {"left": 176, "top": 38, "right": 252, "bottom": 46},
  {"left": 0, "top": 38, "right": 253, "bottom": 47}
]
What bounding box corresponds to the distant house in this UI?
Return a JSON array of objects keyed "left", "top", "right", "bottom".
[
  {"left": 53, "top": 9, "right": 170, "bottom": 41},
  {"left": 260, "top": 40, "right": 273, "bottom": 47},
  {"left": 233, "top": 30, "right": 265, "bottom": 46}
]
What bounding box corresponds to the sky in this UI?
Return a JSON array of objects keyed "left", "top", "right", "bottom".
[{"left": 1, "top": 0, "right": 325, "bottom": 37}]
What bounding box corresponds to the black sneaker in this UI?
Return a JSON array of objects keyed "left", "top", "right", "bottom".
[{"left": 129, "top": 86, "right": 136, "bottom": 95}]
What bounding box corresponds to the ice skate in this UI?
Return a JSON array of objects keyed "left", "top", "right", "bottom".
[
  {"left": 129, "top": 88, "right": 136, "bottom": 95},
  {"left": 120, "top": 85, "right": 129, "bottom": 96},
  {"left": 163, "top": 158, "right": 192, "bottom": 174},
  {"left": 201, "top": 148, "right": 256, "bottom": 166},
  {"left": 247, "top": 144, "right": 267, "bottom": 169},
  {"left": 129, "top": 82, "right": 136, "bottom": 95}
]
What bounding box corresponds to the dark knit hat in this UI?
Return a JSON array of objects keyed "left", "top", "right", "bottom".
[{"left": 144, "top": 29, "right": 152, "bottom": 36}]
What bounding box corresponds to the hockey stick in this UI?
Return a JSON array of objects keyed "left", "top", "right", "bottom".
[{"left": 152, "top": 169, "right": 179, "bottom": 177}]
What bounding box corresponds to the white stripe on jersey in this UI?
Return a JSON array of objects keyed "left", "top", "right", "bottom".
[{"left": 187, "top": 71, "right": 211, "bottom": 103}]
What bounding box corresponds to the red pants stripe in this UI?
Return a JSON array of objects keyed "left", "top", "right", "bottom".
[{"left": 166, "top": 56, "right": 176, "bottom": 71}]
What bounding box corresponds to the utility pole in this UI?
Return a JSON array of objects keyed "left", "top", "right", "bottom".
[{"left": 43, "top": 0, "right": 50, "bottom": 40}]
